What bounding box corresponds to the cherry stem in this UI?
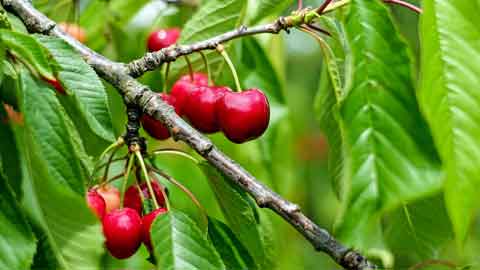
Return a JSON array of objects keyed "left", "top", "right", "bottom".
[
  {"left": 134, "top": 149, "right": 160, "bottom": 209},
  {"left": 149, "top": 172, "right": 171, "bottom": 210},
  {"left": 150, "top": 148, "right": 199, "bottom": 164},
  {"left": 199, "top": 51, "right": 212, "bottom": 86},
  {"left": 134, "top": 168, "right": 147, "bottom": 211},
  {"left": 149, "top": 165, "right": 208, "bottom": 230},
  {"left": 383, "top": 0, "right": 422, "bottom": 13},
  {"left": 89, "top": 137, "right": 124, "bottom": 186},
  {"left": 120, "top": 153, "right": 135, "bottom": 207},
  {"left": 104, "top": 172, "right": 124, "bottom": 184},
  {"left": 316, "top": 0, "right": 333, "bottom": 14},
  {"left": 306, "top": 24, "right": 331, "bottom": 37},
  {"left": 95, "top": 157, "right": 127, "bottom": 172},
  {"left": 163, "top": 62, "right": 170, "bottom": 93},
  {"left": 184, "top": 55, "right": 194, "bottom": 82},
  {"left": 101, "top": 146, "right": 121, "bottom": 184},
  {"left": 297, "top": 0, "right": 303, "bottom": 10},
  {"left": 217, "top": 45, "right": 241, "bottom": 92}
]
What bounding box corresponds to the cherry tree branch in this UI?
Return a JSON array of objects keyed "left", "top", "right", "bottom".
[
  {"left": 127, "top": 17, "right": 292, "bottom": 77},
  {"left": 1, "top": 0, "right": 375, "bottom": 269}
]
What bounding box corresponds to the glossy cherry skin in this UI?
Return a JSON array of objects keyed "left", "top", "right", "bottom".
[
  {"left": 58, "top": 22, "right": 87, "bottom": 43},
  {"left": 147, "top": 28, "right": 180, "bottom": 52},
  {"left": 86, "top": 190, "right": 106, "bottom": 220},
  {"left": 102, "top": 208, "right": 143, "bottom": 259},
  {"left": 96, "top": 185, "right": 121, "bottom": 213},
  {"left": 142, "top": 208, "right": 168, "bottom": 251},
  {"left": 184, "top": 86, "right": 230, "bottom": 133},
  {"left": 177, "top": 73, "right": 209, "bottom": 86},
  {"left": 123, "top": 181, "right": 167, "bottom": 215},
  {"left": 170, "top": 73, "right": 209, "bottom": 115},
  {"left": 217, "top": 89, "right": 270, "bottom": 143},
  {"left": 141, "top": 93, "right": 178, "bottom": 140}
]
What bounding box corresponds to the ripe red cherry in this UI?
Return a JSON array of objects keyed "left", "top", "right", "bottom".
[
  {"left": 170, "top": 73, "right": 209, "bottom": 115},
  {"left": 86, "top": 190, "right": 106, "bottom": 220},
  {"left": 177, "top": 73, "right": 209, "bottom": 86},
  {"left": 142, "top": 208, "right": 168, "bottom": 251},
  {"left": 217, "top": 89, "right": 270, "bottom": 143},
  {"left": 147, "top": 28, "right": 181, "bottom": 52},
  {"left": 141, "top": 93, "right": 178, "bottom": 140},
  {"left": 184, "top": 86, "right": 230, "bottom": 133},
  {"left": 96, "top": 185, "right": 121, "bottom": 213},
  {"left": 103, "top": 208, "right": 143, "bottom": 259},
  {"left": 123, "top": 181, "right": 167, "bottom": 215}
]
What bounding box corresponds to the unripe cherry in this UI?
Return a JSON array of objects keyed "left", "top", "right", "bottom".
[
  {"left": 217, "top": 89, "right": 270, "bottom": 143},
  {"left": 102, "top": 208, "right": 143, "bottom": 259},
  {"left": 147, "top": 28, "right": 180, "bottom": 52},
  {"left": 96, "top": 184, "right": 121, "bottom": 213},
  {"left": 123, "top": 181, "right": 167, "bottom": 215},
  {"left": 58, "top": 22, "right": 86, "bottom": 43},
  {"left": 86, "top": 190, "right": 106, "bottom": 220},
  {"left": 142, "top": 208, "right": 168, "bottom": 251}
]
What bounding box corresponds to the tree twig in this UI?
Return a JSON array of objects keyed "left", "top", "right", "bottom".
[{"left": 1, "top": 1, "right": 375, "bottom": 269}]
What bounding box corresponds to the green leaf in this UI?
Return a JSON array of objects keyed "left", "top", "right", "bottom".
[
  {"left": 0, "top": 104, "right": 22, "bottom": 196},
  {"left": 171, "top": 0, "right": 247, "bottom": 78},
  {"left": 336, "top": 0, "right": 443, "bottom": 250},
  {"left": 179, "top": 0, "right": 245, "bottom": 43},
  {"left": 19, "top": 70, "right": 87, "bottom": 194},
  {"left": 208, "top": 218, "right": 256, "bottom": 270},
  {"left": 420, "top": 0, "right": 480, "bottom": 243},
  {"left": 0, "top": 30, "right": 53, "bottom": 80},
  {"left": 18, "top": 71, "right": 104, "bottom": 270},
  {"left": 200, "top": 162, "right": 268, "bottom": 269},
  {"left": 151, "top": 210, "right": 225, "bottom": 270},
  {"left": 36, "top": 36, "right": 115, "bottom": 155},
  {"left": 237, "top": 37, "right": 285, "bottom": 104},
  {"left": 315, "top": 66, "right": 345, "bottom": 199},
  {"left": 0, "top": 167, "right": 36, "bottom": 270},
  {"left": 247, "top": 0, "right": 294, "bottom": 24},
  {"left": 384, "top": 194, "right": 454, "bottom": 268},
  {"left": 314, "top": 17, "right": 348, "bottom": 198}
]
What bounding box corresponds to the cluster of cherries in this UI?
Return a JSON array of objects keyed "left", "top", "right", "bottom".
[
  {"left": 142, "top": 29, "right": 270, "bottom": 144},
  {"left": 86, "top": 181, "right": 168, "bottom": 259}
]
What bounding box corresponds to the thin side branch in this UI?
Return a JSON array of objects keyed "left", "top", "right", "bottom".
[
  {"left": 1, "top": 1, "right": 375, "bottom": 269},
  {"left": 127, "top": 19, "right": 291, "bottom": 77}
]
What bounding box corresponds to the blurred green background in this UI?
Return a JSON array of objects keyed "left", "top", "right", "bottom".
[{"left": 34, "top": 0, "right": 480, "bottom": 269}]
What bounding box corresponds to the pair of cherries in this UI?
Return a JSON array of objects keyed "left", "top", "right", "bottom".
[
  {"left": 141, "top": 73, "right": 270, "bottom": 143},
  {"left": 86, "top": 182, "right": 168, "bottom": 259}
]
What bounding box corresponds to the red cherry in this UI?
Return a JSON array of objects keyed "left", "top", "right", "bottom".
[
  {"left": 170, "top": 73, "right": 209, "bottom": 115},
  {"left": 103, "top": 208, "right": 143, "bottom": 259},
  {"left": 86, "top": 190, "right": 106, "bottom": 220},
  {"left": 123, "top": 181, "right": 167, "bottom": 215},
  {"left": 142, "top": 208, "right": 168, "bottom": 251},
  {"left": 97, "top": 185, "right": 121, "bottom": 213},
  {"left": 177, "top": 73, "right": 209, "bottom": 86},
  {"left": 43, "top": 77, "right": 65, "bottom": 94},
  {"left": 217, "top": 89, "right": 270, "bottom": 143},
  {"left": 184, "top": 86, "right": 230, "bottom": 133},
  {"left": 147, "top": 28, "right": 181, "bottom": 52},
  {"left": 141, "top": 93, "right": 178, "bottom": 140}
]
